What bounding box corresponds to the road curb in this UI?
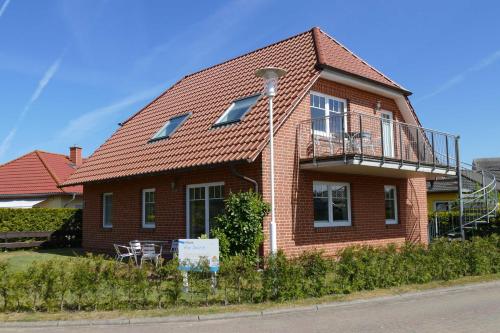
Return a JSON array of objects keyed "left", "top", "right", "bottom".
[{"left": 1, "top": 280, "right": 499, "bottom": 328}]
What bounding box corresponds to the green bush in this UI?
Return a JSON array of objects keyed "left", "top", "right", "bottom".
[
  {"left": 297, "top": 251, "right": 330, "bottom": 297},
  {"left": 263, "top": 250, "right": 304, "bottom": 301},
  {"left": 219, "top": 254, "right": 260, "bottom": 304},
  {"left": 212, "top": 191, "right": 270, "bottom": 260},
  {"left": 0, "top": 236, "right": 498, "bottom": 312},
  {"left": 0, "top": 208, "right": 82, "bottom": 247}
]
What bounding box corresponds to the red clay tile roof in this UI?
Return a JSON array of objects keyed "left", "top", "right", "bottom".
[
  {"left": 312, "top": 28, "right": 409, "bottom": 93},
  {"left": 64, "top": 27, "right": 411, "bottom": 186},
  {"left": 0, "top": 151, "right": 83, "bottom": 196}
]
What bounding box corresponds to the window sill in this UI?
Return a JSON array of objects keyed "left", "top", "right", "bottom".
[
  {"left": 385, "top": 220, "right": 399, "bottom": 225},
  {"left": 314, "top": 221, "right": 352, "bottom": 228},
  {"left": 101, "top": 226, "right": 112, "bottom": 231},
  {"left": 141, "top": 225, "right": 156, "bottom": 231}
]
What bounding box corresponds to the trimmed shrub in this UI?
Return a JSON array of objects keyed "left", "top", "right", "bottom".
[
  {"left": 0, "top": 237, "right": 498, "bottom": 312},
  {"left": 263, "top": 250, "right": 304, "bottom": 301},
  {"left": 296, "top": 251, "right": 330, "bottom": 297},
  {"left": 0, "top": 208, "right": 82, "bottom": 247},
  {"left": 219, "top": 254, "right": 260, "bottom": 304}
]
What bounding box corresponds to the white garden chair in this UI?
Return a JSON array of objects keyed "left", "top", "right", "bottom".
[
  {"left": 170, "top": 240, "right": 179, "bottom": 255},
  {"left": 129, "top": 240, "right": 142, "bottom": 265},
  {"left": 113, "top": 244, "right": 134, "bottom": 262},
  {"left": 141, "top": 243, "right": 162, "bottom": 267}
]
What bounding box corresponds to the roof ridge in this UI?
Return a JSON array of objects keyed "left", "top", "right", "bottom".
[
  {"left": 35, "top": 150, "right": 63, "bottom": 189},
  {"left": 0, "top": 150, "right": 37, "bottom": 168},
  {"left": 36, "top": 150, "right": 70, "bottom": 158},
  {"left": 183, "top": 28, "right": 314, "bottom": 80},
  {"left": 316, "top": 28, "right": 408, "bottom": 91}
]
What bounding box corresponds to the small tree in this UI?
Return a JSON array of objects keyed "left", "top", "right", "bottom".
[{"left": 212, "top": 191, "right": 270, "bottom": 260}]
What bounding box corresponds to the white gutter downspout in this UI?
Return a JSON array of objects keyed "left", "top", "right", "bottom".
[{"left": 64, "top": 193, "right": 77, "bottom": 208}]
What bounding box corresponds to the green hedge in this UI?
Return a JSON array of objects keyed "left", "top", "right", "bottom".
[
  {"left": 0, "top": 208, "right": 82, "bottom": 247},
  {"left": 0, "top": 236, "right": 499, "bottom": 312}
]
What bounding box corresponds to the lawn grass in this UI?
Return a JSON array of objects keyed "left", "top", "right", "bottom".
[
  {"left": 0, "top": 248, "right": 84, "bottom": 272},
  {"left": 0, "top": 273, "right": 498, "bottom": 323}
]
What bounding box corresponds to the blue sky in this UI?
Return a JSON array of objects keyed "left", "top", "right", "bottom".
[{"left": 0, "top": 0, "right": 499, "bottom": 164}]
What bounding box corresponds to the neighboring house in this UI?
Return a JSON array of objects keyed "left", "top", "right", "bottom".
[
  {"left": 427, "top": 159, "right": 500, "bottom": 213},
  {"left": 426, "top": 174, "right": 476, "bottom": 212},
  {"left": 0, "top": 147, "right": 84, "bottom": 208},
  {"left": 473, "top": 158, "right": 500, "bottom": 182},
  {"left": 63, "top": 27, "right": 459, "bottom": 256}
]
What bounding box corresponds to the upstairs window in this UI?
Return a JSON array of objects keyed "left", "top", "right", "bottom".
[
  {"left": 310, "top": 92, "right": 346, "bottom": 136},
  {"left": 150, "top": 113, "right": 190, "bottom": 141},
  {"left": 214, "top": 94, "right": 260, "bottom": 126}
]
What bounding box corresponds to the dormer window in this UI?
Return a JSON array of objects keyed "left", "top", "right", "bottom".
[
  {"left": 214, "top": 94, "right": 260, "bottom": 127},
  {"left": 150, "top": 113, "right": 190, "bottom": 142}
]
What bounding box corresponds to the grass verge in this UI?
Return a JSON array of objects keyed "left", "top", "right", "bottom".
[
  {"left": 0, "top": 248, "right": 83, "bottom": 272},
  {"left": 1, "top": 273, "right": 499, "bottom": 323}
]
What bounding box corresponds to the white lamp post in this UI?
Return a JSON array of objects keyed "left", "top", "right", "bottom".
[{"left": 255, "top": 67, "right": 286, "bottom": 254}]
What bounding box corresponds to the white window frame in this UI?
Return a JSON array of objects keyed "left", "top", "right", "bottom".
[
  {"left": 384, "top": 185, "right": 398, "bottom": 225},
  {"left": 102, "top": 193, "right": 113, "bottom": 228},
  {"left": 186, "top": 181, "right": 225, "bottom": 238},
  {"left": 142, "top": 188, "right": 156, "bottom": 229},
  {"left": 309, "top": 91, "right": 348, "bottom": 136},
  {"left": 380, "top": 110, "right": 395, "bottom": 158},
  {"left": 433, "top": 200, "right": 453, "bottom": 212},
  {"left": 313, "top": 181, "right": 351, "bottom": 228}
]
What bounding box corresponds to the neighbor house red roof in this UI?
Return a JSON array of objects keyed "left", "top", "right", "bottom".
[
  {"left": 64, "top": 27, "right": 412, "bottom": 186},
  {"left": 0, "top": 150, "right": 83, "bottom": 196}
]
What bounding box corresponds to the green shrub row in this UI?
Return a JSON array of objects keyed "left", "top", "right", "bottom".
[
  {"left": 0, "top": 236, "right": 499, "bottom": 312},
  {"left": 0, "top": 208, "right": 82, "bottom": 247}
]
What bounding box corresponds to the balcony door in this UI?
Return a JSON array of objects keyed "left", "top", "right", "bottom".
[
  {"left": 381, "top": 111, "right": 395, "bottom": 158},
  {"left": 186, "top": 182, "right": 225, "bottom": 238}
]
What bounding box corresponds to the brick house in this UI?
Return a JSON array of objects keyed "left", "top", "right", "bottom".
[
  {"left": 63, "top": 27, "right": 458, "bottom": 256},
  {"left": 0, "top": 147, "right": 83, "bottom": 208}
]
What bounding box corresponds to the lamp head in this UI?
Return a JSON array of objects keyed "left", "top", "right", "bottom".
[{"left": 255, "top": 67, "right": 287, "bottom": 97}]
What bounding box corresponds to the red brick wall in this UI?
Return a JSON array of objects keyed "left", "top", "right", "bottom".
[
  {"left": 82, "top": 163, "right": 260, "bottom": 252},
  {"left": 260, "top": 79, "right": 429, "bottom": 256},
  {"left": 82, "top": 79, "right": 429, "bottom": 257}
]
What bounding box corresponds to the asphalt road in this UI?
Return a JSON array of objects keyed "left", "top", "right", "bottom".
[{"left": 2, "top": 281, "right": 500, "bottom": 333}]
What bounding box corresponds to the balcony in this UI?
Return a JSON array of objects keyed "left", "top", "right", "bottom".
[{"left": 298, "top": 111, "right": 458, "bottom": 178}]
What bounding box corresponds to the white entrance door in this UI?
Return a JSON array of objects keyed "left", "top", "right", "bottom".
[
  {"left": 186, "top": 182, "right": 225, "bottom": 238},
  {"left": 381, "top": 111, "right": 394, "bottom": 158}
]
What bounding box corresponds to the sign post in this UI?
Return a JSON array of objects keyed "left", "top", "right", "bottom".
[{"left": 177, "top": 239, "right": 220, "bottom": 292}]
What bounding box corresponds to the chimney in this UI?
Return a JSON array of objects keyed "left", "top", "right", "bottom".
[{"left": 69, "top": 146, "right": 82, "bottom": 167}]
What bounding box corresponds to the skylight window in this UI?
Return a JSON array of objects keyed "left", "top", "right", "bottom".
[
  {"left": 214, "top": 94, "right": 260, "bottom": 126},
  {"left": 150, "top": 113, "right": 190, "bottom": 142}
]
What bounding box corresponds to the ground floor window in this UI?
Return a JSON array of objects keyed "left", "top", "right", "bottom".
[
  {"left": 434, "top": 200, "right": 453, "bottom": 212},
  {"left": 102, "top": 193, "right": 113, "bottom": 228},
  {"left": 313, "top": 181, "right": 351, "bottom": 227},
  {"left": 187, "top": 182, "right": 224, "bottom": 238},
  {"left": 142, "top": 188, "right": 156, "bottom": 228},
  {"left": 384, "top": 185, "right": 398, "bottom": 224}
]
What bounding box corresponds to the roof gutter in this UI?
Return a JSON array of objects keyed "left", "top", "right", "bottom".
[{"left": 0, "top": 193, "right": 64, "bottom": 199}]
